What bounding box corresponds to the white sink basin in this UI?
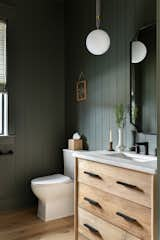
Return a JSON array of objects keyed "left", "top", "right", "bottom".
[
  {"left": 97, "top": 151, "right": 157, "bottom": 163},
  {"left": 121, "top": 152, "right": 156, "bottom": 162}
]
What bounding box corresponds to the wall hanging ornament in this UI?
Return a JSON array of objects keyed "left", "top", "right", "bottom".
[
  {"left": 76, "top": 72, "right": 87, "bottom": 102},
  {"left": 86, "top": 0, "right": 110, "bottom": 55}
]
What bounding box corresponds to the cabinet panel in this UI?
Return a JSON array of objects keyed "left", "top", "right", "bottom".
[
  {"left": 79, "top": 208, "right": 141, "bottom": 240},
  {"left": 78, "top": 158, "right": 152, "bottom": 207},
  {"left": 79, "top": 183, "right": 151, "bottom": 239}
]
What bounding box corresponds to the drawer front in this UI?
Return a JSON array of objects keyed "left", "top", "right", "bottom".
[
  {"left": 79, "top": 183, "right": 151, "bottom": 240},
  {"left": 78, "top": 158, "right": 152, "bottom": 208},
  {"left": 78, "top": 233, "right": 88, "bottom": 240},
  {"left": 79, "top": 208, "right": 141, "bottom": 240}
]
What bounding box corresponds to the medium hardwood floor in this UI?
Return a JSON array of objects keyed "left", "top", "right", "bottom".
[{"left": 0, "top": 208, "right": 74, "bottom": 240}]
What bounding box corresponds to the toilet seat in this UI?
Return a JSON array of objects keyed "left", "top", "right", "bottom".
[{"left": 31, "top": 174, "right": 72, "bottom": 185}]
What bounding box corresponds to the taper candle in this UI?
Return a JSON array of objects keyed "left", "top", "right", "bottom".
[{"left": 109, "top": 129, "right": 112, "bottom": 142}]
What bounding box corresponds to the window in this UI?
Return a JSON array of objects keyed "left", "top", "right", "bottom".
[
  {"left": 0, "top": 92, "right": 8, "bottom": 135},
  {"left": 0, "top": 20, "right": 8, "bottom": 136}
]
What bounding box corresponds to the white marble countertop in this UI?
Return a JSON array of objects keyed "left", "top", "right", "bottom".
[{"left": 73, "top": 150, "right": 157, "bottom": 175}]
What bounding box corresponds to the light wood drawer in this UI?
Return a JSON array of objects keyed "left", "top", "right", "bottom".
[
  {"left": 78, "top": 208, "right": 141, "bottom": 240},
  {"left": 78, "top": 233, "right": 88, "bottom": 240},
  {"left": 78, "top": 158, "right": 153, "bottom": 208},
  {"left": 78, "top": 183, "right": 151, "bottom": 239}
]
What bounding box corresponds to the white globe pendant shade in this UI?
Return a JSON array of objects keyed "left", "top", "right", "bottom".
[
  {"left": 132, "top": 41, "right": 147, "bottom": 63},
  {"left": 86, "top": 29, "right": 110, "bottom": 55}
]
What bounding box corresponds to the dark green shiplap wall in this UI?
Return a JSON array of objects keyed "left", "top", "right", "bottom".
[
  {"left": 66, "top": 0, "right": 156, "bottom": 154},
  {"left": 157, "top": 0, "right": 160, "bottom": 238},
  {"left": 0, "top": 0, "right": 65, "bottom": 210}
]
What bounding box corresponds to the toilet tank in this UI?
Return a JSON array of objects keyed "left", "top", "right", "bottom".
[{"left": 63, "top": 149, "right": 76, "bottom": 179}]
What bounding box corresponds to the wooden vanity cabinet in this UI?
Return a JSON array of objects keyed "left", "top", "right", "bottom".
[{"left": 74, "top": 158, "right": 157, "bottom": 240}]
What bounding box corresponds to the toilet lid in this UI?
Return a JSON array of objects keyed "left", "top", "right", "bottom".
[{"left": 31, "top": 174, "right": 72, "bottom": 185}]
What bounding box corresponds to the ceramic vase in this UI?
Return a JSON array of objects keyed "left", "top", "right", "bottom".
[{"left": 116, "top": 128, "right": 125, "bottom": 152}]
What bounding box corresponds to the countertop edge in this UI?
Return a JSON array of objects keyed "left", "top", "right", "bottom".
[{"left": 73, "top": 152, "right": 157, "bottom": 175}]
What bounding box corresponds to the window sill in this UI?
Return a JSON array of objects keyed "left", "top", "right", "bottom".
[
  {"left": 0, "top": 135, "right": 16, "bottom": 144},
  {"left": 0, "top": 134, "right": 15, "bottom": 138}
]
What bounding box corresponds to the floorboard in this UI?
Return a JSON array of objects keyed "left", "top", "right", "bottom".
[{"left": 0, "top": 208, "right": 74, "bottom": 240}]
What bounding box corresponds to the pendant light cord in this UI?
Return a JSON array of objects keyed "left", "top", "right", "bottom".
[{"left": 96, "top": 0, "right": 101, "bottom": 29}]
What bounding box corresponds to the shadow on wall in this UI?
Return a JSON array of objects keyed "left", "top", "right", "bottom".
[{"left": 81, "top": 135, "right": 89, "bottom": 150}]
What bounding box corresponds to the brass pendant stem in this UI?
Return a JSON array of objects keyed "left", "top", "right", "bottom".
[{"left": 96, "top": 0, "right": 101, "bottom": 29}]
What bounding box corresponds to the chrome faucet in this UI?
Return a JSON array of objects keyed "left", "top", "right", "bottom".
[{"left": 135, "top": 142, "right": 149, "bottom": 155}]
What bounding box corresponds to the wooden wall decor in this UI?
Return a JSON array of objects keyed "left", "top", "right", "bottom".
[{"left": 76, "top": 72, "right": 87, "bottom": 102}]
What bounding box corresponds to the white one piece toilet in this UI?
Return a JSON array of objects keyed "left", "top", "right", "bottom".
[{"left": 31, "top": 149, "right": 75, "bottom": 222}]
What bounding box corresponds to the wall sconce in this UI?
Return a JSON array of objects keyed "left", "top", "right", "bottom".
[{"left": 132, "top": 41, "right": 147, "bottom": 63}]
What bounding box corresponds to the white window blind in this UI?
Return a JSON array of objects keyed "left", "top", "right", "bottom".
[
  {"left": 0, "top": 21, "right": 8, "bottom": 135},
  {"left": 0, "top": 21, "right": 6, "bottom": 89}
]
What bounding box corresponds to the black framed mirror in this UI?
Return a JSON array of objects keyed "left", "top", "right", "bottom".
[{"left": 130, "top": 24, "right": 157, "bottom": 134}]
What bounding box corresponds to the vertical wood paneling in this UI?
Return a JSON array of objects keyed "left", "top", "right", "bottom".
[
  {"left": 66, "top": 0, "right": 156, "bottom": 154},
  {"left": 0, "top": 0, "right": 65, "bottom": 210},
  {"left": 157, "top": 0, "right": 160, "bottom": 238}
]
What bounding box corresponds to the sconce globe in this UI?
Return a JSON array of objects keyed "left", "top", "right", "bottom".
[{"left": 132, "top": 41, "right": 147, "bottom": 63}]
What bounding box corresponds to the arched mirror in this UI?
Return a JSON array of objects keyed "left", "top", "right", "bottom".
[{"left": 130, "top": 24, "right": 157, "bottom": 134}]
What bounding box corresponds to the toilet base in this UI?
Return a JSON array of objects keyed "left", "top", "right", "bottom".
[{"left": 37, "top": 197, "right": 74, "bottom": 222}]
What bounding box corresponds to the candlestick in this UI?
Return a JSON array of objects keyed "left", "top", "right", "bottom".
[
  {"left": 108, "top": 141, "right": 114, "bottom": 151},
  {"left": 108, "top": 129, "right": 114, "bottom": 151}
]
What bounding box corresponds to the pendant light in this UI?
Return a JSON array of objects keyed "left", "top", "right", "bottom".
[
  {"left": 131, "top": 41, "right": 147, "bottom": 63},
  {"left": 86, "top": 0, "right": 110, "bottom": 55}
]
